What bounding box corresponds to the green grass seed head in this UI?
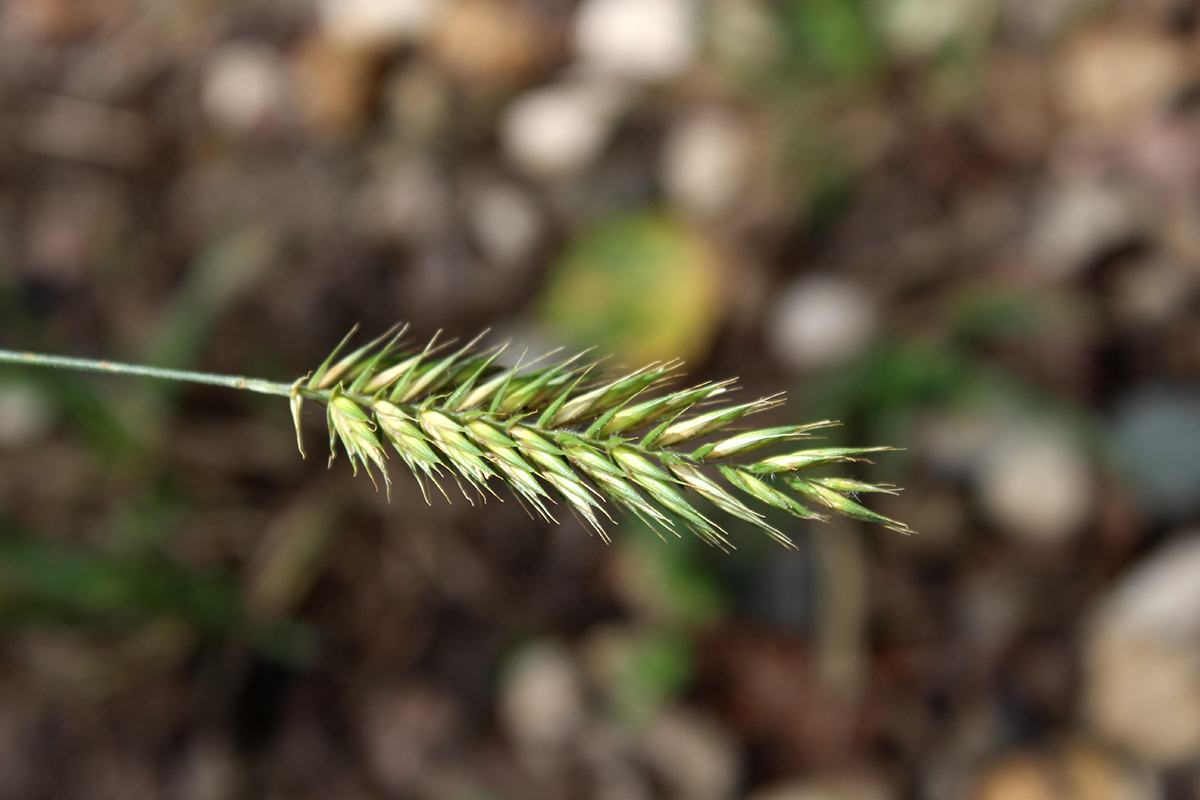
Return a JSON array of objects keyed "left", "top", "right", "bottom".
[{"left": 308, "top": 325, "right": 911, "bottom": 546}]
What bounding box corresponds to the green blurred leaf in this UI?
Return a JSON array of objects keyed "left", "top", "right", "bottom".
[
  {"left": 615, "top": 535, "right": 725, "bottom": 629},
  {"left": 537, "top": 211, "right": 723, "bottom": 364},
  {"left": 24, "top": 371, "right": 140, "bottom": 456},
  {"left": 0, "top": 533, "right": 314, "bottom": 664},
  {"left": 781, "top": 0, "right": 881, "bottom": 81},
  {"left": 0, "top": 534, "right": 238, "bottom": 627},
  {"left": 147, "top": 225, "right": 278, "bottom": 370},
  {"left": 593, "top": 627, "right": 694, "bottom": 729}
]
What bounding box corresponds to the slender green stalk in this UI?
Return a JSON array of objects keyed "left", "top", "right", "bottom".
[{"left": 0, "top": 349, "right": 294, "bottom": 397}]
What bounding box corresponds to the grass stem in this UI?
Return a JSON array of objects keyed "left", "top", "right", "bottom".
[{"left": 0, "top": 349, "right": 294, "bottom": 397}]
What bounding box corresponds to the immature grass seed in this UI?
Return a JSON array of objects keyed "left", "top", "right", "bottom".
[{"left": 303, "top": 325, "right": 911, "bottom": 547}]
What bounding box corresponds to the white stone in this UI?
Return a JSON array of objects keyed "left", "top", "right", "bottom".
[
  {"left": 360, "top": 685, "right": 458, "bottom": 792},
  {"left": 467, "top": 182, "right": 543, "bottom": 268},
  {"left": 1111, "top": 257, "right": 1193, "bottom": 327},
  {"left": 1029, "top": 180, "right": 1138, "bottom": 281},
  {"left": 1095, "top": 535, "right": 1200, "bottom": 643},
  {"left": 766, "top": 275, "right": 877, "bottom": 371},
  {"left": 976, "top": 422, "right": 1093, "bottom": 545},
  {"left": 575, "top": 0, "right": 697, "bottom": 82},
  {"left": 201, "top": 42, "right": 287, "bottom": 136},
  {"left": 320, "top": 0, "right": 443, "bottom": 49},
  {"left": 174, "top": 737, "right": 240, "bottom": 800},
  {"left": 501, "top": 79, "right": 626, "bottom": 179},
  {"left": 641, "top": 708, "right": 739, "bottom": 800},
  {"left": 353, "top": 157, "right": 448, "bottom": 242},
  {"left": 0, "top": 384, "right": 53, "bottom": 448},
  {"left": 1085, "top": 533, "right": 1200, "bottom": 765},
  {"left": 913, "top": 410, "right": 1003, "bottom": 479},
  {"left": 662, "top": 109, "right": 752, "bottom": 219},
  {"left": 500, "top": 641, "right": 585, "bottom": 750}
]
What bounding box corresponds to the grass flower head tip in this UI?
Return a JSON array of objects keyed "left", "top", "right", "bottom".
[{"left": 295, "top": 324, "right": 911, "bottom": 549}]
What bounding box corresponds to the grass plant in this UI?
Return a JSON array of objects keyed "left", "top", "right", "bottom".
[{"left": 0, "top": 324, "right": 909, "bottom": 548}]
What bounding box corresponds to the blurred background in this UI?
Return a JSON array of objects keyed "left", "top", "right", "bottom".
[{"left": 2, "top": 0, "right": 1200, "bottom": 798}]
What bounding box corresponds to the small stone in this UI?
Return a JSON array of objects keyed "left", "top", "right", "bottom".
[
  {"left": 580, "top": 726, "right": 656, "bottom": 800},
  {"left": 201, "top": 42, "right": 287, "bottom": 136},
  {"left": 574, "top": 0, "right": 697, "bottom": 82},
  {"left": 1028, "top": 180, "right": 1138, "bottom": 281},
  {"left": 360, "top": 684, "right": 459, "bottom": 792},
  {"left": 976, "top": 422, "right": 1093, "bottom": 545},
  {"left": 1056, "top": 27, "right": 1184, "bottom": 128},
  {"left": 500, "top": 641, "right": 585, "bottom": 751},
  {"left": 291, "top": 35, "right": 377, "bottom": 137},
  {"left": 501, "top": 79, "right": 627, "bottom": 179},
  {"left": 1113, "top": 388, "right": 1200, "bottom": 519},
  {"left": 640, "top": 708, "right": 739, "bottom": 800},
  {"left": 766, "top": 275, "right": 877, "bottom": 371},
  {"left": 355, "top": 155, "right": 453, "bottom": 242},
  {"left": 1084, "top": 533, "right": 1200, "bottom": 765},
  {"left": 914, "top": 410, "right": 1004, "bottom": 479},
  {"left": 969, "top": 744, "right": 1157, "bottom": 800},
  {"left": 467, "top": 182, "right": 543, "bottom": 268},
  {"left": 662, "top": 108, "right": 753, "bottom": 219},
  {"left": 0, "top": 384, "right": 53, "bottom": 448},
  {"left": 1110, "top": 256, "right": 1194, "bottom": 328},
  {"left": 353, "top": 157, "right": 449, "bottom": 243},
  {"left": 174, "top": 737, "right": 240, "bottom": 800},
  {"left": 429, "top": 0, "right": 549, "bottom": 85},
  {"left": 319, "top": 0, "right": 443, "bottom": 49}
]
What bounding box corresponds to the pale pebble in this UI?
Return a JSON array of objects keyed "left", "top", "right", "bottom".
[
  {"left": 662, "top": 109, "right": 753, "bottom": 219},
  {"left": 766, "top": 275, "right": 877, "bottom": 371},
  {"left": 574, "top": 0, "right": 697, "bottom": 82},
  {"left": 467, "top": 182, "right": 543, "bottom": 268},
  {"left": 1085, "top": 534, "right": 1200, "bottom": 764},
  {"left": 641, "top": 708, "right": 739, "bottom": 800},
  {"left": 976, "top": 422, "right": 1093, "bottom": 545},
  {"left": 501, "top": 79, "right": 627, "bottom": 179},
  {"left": 500, "top": 641, "right": 585, "bottom": 750},
  {"left": 0, "top": 384, "right": 53, "bottom": 448},
  {"left": 201, "top": 42, "right": 287, "bottom": 136},
  {"left": 319, "top": 0, "right": 443, "bottom": 48},
  {"left": 1029, "top": 180, "right": 1138, "bottom": 281}
]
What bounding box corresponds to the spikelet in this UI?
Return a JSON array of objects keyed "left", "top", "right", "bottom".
[{"left": 293, "top": 325, "right": 910, "bottom": 548}]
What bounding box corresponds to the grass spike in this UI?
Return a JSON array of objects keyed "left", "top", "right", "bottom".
[{"left": 0, "top": 323, "right": 911, "bottom": 547}]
